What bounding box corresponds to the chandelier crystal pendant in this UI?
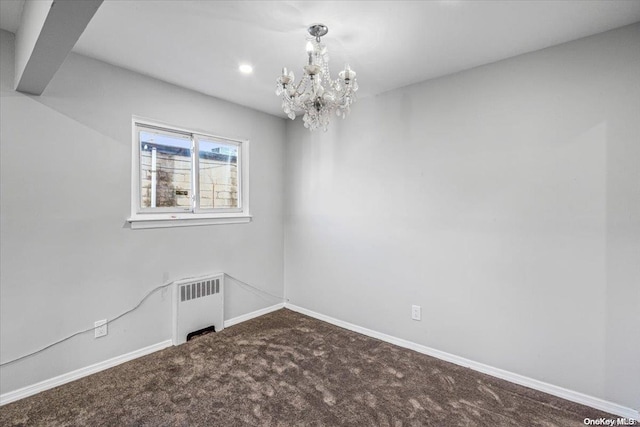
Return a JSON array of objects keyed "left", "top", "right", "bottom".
[{"left": 276, "top": 24, "right": 358, "bottom": 131}]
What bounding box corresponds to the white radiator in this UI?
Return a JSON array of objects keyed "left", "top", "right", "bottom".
[{"left": 172, "top": 273, "right": 224, "bottom": 345}]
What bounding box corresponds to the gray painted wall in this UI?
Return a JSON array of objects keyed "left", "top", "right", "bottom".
[
  {"left": 284, "top": 24, "right": 639, "bottom": 408},
  {"left": 0, "top": 29, "right": 285, "bottom": 394}
]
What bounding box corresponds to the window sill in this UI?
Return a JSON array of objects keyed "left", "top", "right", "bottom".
[{"left": 127, "top": 213, "right": 252, "bottom": 229}]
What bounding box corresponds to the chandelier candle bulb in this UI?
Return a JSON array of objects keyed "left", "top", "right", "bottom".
[
  {"left": 276, "top": 23, "right": 358, "bottom": 131},
  {"left": 306, "top": 41, "right": 314, "bottom": 65}
]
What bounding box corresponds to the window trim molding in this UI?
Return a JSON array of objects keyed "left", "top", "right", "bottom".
[
  {"left": 128, "top": 213, "right": 252, "bottom": 229},
  {"left": 128, "top": 116, "right": 251, "bottom": 228}
]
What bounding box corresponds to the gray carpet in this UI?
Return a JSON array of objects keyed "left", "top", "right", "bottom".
[{"left": 0, "top": 309, "right": 613, "bottom": 426}]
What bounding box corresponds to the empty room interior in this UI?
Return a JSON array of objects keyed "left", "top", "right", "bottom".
[{"left": 1, "top": 0, "right": 639, "bottom": 425}]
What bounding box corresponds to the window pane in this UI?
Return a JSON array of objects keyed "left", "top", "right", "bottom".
[
  {"left": 198, "top": 138, "right": 239, "bottom": 209},
  {"left": 139, "top": 130, "right": 192, "bottom": 209}
]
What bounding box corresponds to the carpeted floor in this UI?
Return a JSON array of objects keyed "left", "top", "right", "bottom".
[{"left": 0, "top": 308, "right": 613, "bottom": 426}]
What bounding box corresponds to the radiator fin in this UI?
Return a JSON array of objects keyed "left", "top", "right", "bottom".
[{"left": 180, "top": 279, "right": 221, "bottom": 302}]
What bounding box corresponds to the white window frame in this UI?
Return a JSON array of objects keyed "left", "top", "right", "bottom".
[{"left": 128, "top": 117, "right": 251, "bottom": 229}]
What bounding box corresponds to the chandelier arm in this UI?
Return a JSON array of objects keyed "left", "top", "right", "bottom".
[
  {"left": 283, "top": 90, "right": 300, "bottom": 107},
  {"left": 281, "top": 78, "right": 306, "bottom": 105},
  {"left": 293, "top": 79, "right": 306, "bottom": 93}
]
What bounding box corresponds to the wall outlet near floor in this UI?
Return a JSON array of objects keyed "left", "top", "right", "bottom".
[
  {"left": 94, "top": 319, "right": 108, "bottom": 338},
  {"left": 411, "top": 305, "right": 421, "bottom": 321}
]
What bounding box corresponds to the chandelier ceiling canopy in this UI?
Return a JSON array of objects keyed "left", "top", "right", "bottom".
[{"left": 276, "top": 24, "right": 358, "bottom": 131}]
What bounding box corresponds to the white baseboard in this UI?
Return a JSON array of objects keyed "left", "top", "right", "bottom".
[
  {"left": 0, "top": 340, "right": 173, "bottom": 406},
  {"left": 224, "top": 303, "right": 285, "bottom": 328},
  {"left": 285, "top": 303, "right": 638, "bottom": 420}
]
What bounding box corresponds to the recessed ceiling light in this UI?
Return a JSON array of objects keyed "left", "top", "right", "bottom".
[{"left": 239, "top": 64, "right": 253, "bottom": 74}]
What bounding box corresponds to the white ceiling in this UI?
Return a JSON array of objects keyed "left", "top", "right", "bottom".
[{"left": 2, "top": 1, "right": 640, "bottom": 117}]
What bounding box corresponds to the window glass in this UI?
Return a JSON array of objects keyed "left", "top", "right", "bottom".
[
  {"left": 198, "top": 138, "right": 239, "bottom": 209},
  {"left": 139, "top": 129, "right": 192, "bottom": 210}
]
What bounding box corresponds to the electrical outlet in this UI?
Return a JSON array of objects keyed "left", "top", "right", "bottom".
[
  {"left": 94, "top": 319, "right": 108, "bottom": 338},
  {"left": 411, "top": 305, "right": 421, "bottom": 321}
]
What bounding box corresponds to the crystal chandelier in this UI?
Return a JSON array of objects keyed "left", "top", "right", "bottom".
[{"left": 276, "top": 24, "right": 358, "bottom": 131}]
